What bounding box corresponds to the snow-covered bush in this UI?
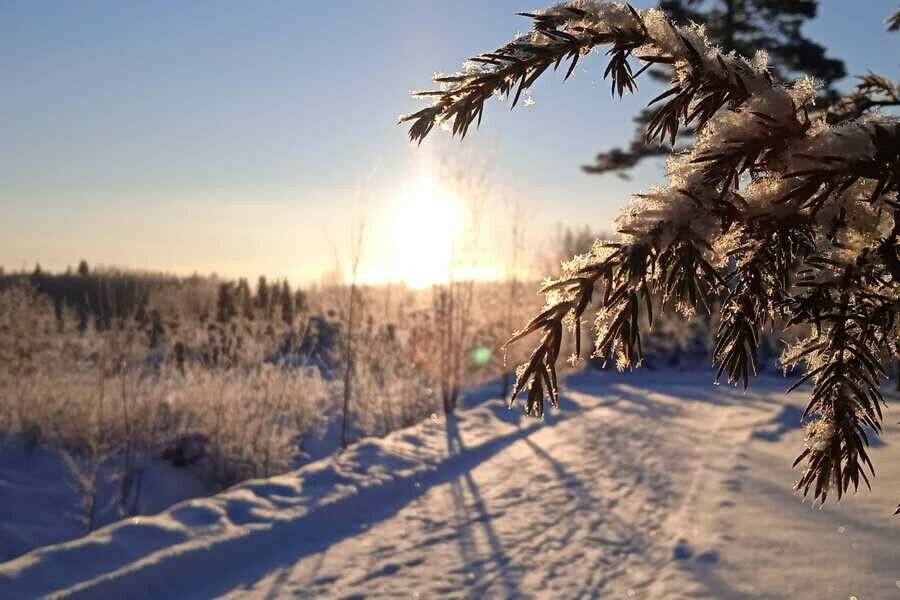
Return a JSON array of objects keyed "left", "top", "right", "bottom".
[{"left": 403, "top": 1, "right": 899, "bottom": 507}]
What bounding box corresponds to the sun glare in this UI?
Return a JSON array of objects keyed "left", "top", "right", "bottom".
[
  {"left": 372, "top": 171, "right": 465, "bottom": 288},
  {"left": 358, "top": 168, "right": 507, "bottom": 288}
]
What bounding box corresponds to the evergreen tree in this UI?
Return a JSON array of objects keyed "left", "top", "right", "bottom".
[
  {"left": 403, "top": 2, "right": 900, "bottom": 508},
  {"left": 582, "top": 0, "right": 846, "bottom": 176},
  {"left": 255, "top": 276, "right": 270, "bottom": 311},
  {"left": 236, "top": 277, "right": 250, "bottom": 304},
  {"left": 281, "top": 280, "right": 295, "bottom": 325},
  {"left": 77, "top": 260, "right": 90, "bottom": 277},
  {"left": 236, "top": 278, "right": 254, "bottom": 319},
  {"left": 268, "top": 281, "right": 281, "bottom": 321},
  {"left": 216, "top": 282, "right": 237, "bottom": 324}
]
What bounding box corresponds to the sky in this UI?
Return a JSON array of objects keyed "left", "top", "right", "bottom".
[{"left": 1, "top": 1, "right": 898, "bottom": 285}]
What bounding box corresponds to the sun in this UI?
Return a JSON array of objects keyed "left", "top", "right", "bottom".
[
  {"left": 360, "top": 168, "right": 506, "bottom": 288},
  {"left": 377, "top": 170, "right": 465, "bottom": 288}
]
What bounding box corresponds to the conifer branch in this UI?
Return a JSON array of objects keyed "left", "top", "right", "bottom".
[
  {"left": 888, "top": 9, "right": 900, "bottom": 32},
  {"left": 404, "top": 0, "right": 900, "bottom": 507}
]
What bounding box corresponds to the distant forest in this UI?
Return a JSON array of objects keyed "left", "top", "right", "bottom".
[
  {"left": 0, "top": 261, "right": 310, "bottom": 333},
  {"left": 1, "top": 262, "right": 194, "bottom": 331}
]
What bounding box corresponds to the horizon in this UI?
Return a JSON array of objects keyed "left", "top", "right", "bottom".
[{"left": 0, "top": 258, "right": 537, "bottom": 290}]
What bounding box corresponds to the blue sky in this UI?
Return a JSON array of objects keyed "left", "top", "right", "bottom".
[{"left": 1, "top": 1, "right": 897, "bottom": 283}]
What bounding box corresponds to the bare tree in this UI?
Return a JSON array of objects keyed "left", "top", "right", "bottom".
[
  {"left": 341, "top": 218, "right": 365, "bottom": 448},
  {"left": 500, "top": 200, "right": 526, "bottom": 400},
  {"left": 429, "top": 159, "right": 490, "bottom": 414}
]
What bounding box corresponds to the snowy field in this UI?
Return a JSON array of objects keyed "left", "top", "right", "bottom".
[{"left": 1, "top": 371, "right": 898, "bottom": 599}]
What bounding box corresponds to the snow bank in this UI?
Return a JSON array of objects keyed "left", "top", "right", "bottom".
[{"left": 0, "top": 436, "right": 210, "bottom": 564}]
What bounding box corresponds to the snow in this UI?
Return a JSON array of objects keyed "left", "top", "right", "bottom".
[
  {"left": 0, "top": 438, "right": 209, "bottom": 563},
  {"left": 1, "top": 371, "right": 899, "bottom": 599}
]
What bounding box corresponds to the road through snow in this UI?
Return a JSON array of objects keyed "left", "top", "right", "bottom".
[{"left": 2, "top": 372, "right": 899, "bottom": 599}]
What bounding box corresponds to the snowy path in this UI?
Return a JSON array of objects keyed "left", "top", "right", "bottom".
[
  {"left": 225, "top": 387, "right": 680, "bottom": 600},
  {"left": 2, "top": 372, "right": 899, "bottom": 599}
]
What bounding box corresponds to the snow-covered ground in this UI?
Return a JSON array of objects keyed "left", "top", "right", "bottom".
[
  {"left": 0, "top": 441, "right": 210, "bottom": 564},
  {"left": 1, "top": 371, "right": 898, "bottom": 599}
]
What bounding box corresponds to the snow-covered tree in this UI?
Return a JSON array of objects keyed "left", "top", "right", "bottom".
[{"left": 402, "top": 1, "right": 899, "bottom": 508}]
